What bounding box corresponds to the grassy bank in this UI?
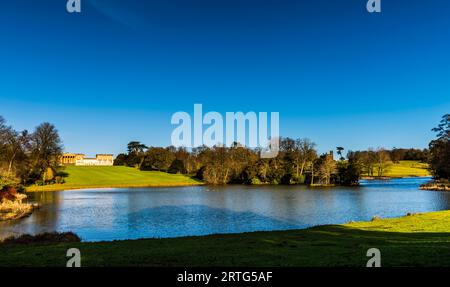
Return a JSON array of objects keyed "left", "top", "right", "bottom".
[
  {"left": 2, "top": 210, "right": 450, "bottom": 267},
  {"left": 363, "top": 160, "right": 430, "bottom": 178},
  {"left": 26, "top": 166, "right": 202, "bottom": 192}
]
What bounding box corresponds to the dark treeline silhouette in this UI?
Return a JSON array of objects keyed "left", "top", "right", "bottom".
[
  {"left": 388, "top": 148, "right": 429, "bottom": 163},
  {"left": 429, "top": 114, "right": 450, "bottom": 180},
  {"left": 0, "top": 116, "right": 63, "bottom": 190}
]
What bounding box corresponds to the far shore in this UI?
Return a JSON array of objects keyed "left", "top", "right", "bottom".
[
  {"left": 361, "top": 175, "right": 431, "bottom": 180},
  {"left": 27, "top": 175, "right": 435, "bottom": 192},
  {"left": 24, "top": 161, "right": 432, "bottom": 193}
]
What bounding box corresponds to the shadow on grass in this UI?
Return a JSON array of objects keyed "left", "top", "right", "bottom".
[
  {"left": 56, "top": 171, "right": 69, "bottom": 178},
  {"left": 1, "top": 224, "right": 450, "bottom": 267}
]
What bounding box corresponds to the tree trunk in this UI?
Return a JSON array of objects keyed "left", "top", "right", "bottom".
[
  {"left": 7, "top": 151, "right": 17, "bottom": 175},
  {"left": 7, "top": 158, "right": 14, "bottom": 175},
  {"left": 138, "top": 155, "right": 145, "bottom": 169},
  {"left": 300, "top": 161, "right": 306, "bottom": 176}
]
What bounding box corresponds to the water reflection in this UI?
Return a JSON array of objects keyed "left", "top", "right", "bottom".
[{"left": 1, "top": 177, "right": 449, "bottom": 242}]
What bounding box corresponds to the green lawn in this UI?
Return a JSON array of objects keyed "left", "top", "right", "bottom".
[
  {"left": 26, "top": 166, "right": 202, "bottom": 192},
  {"left": 2, "top": 211, "right": 450, "bottom": 267},
  {"left": 365, "top": 160, "right": 430, "bottom": 178}
]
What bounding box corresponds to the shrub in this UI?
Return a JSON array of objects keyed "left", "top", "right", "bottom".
[
  {"left": 1, "top": 232, "right": 81, "bottom": 246},
  {"left": 195, "top": 166, "right": 206, "bottom": 181},
  {"left": 0, "top": 187, "right": 18, "bottom": 202},
  {"left": 0, "top": 173, "right": 20, "bottom": 191},
  {"left": 371, "top": 216, "right": 382, "bottom": 221},
  {"left": 250, "top": 178, "right": 262, "bottom": 185},
  {"left": 292, "top": 174, "right": 306, "bottom": 184},
  {"left": 168, "top": 159, "right": 187, "bottom": 174},
  {"left": 44, "top": 167, "right": 56, "bottom": 182},
  {"left": 55, "top": 176, "right": 65, "bottom": 184}
]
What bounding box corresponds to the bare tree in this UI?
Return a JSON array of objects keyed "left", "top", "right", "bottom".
[
  {"left": 30, "top": 123, "right": 63, "bottom": 182},
  {"left": 295, "top": 138, "right": 317, "bottom": 177},
  {"left": 0, "top": 116, "right": 11, "bottom": 164},
  {"left": 5, "top": 130, "right": 31, "bottom": 175},
  {"left": 0, "top": 118, "right": 31, "bottom": 179},
  {"left": 375, "top": 148, "right": 391, "bottom": 177},
  {"left": 318, "top": 154, "right": 336, "bottom": 185},
  {"left": 361, "top": 148, "right": 377, "bottom": 176}
]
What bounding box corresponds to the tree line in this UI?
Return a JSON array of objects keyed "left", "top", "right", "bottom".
[
  {"left": 1, "top": 113, "right": 447, "bottom": 189},
  {"left": 115, "top": 139, "right": 424, "bottom": 186},
  {"left": 0, "top": 116, "right": 63, "bottom": 190}
]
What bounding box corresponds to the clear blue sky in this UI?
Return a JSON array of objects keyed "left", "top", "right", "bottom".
[{"left": 1, "top": 0, "right": 449, "bottom": 156}]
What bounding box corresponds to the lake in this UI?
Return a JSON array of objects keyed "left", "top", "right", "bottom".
[{"left": 1, "top": 177, "right": 449, "bottom": 242}]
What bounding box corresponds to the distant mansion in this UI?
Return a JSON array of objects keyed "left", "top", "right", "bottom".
[{"left": 60, "top": 153, "right": 114, "bottom": 166}]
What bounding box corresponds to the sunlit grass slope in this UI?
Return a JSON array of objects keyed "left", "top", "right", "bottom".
[
  {"left": 26, "top": 166, "right": 202, "bottom": 192},
  {"left": 2, "top": 211, "right": 450, "bottom": 267},
  {"left": 346, "top": 210, "right": 450, "bottom": 233},
  {"left": 365, "top": 160, "right": 430, "bottom": 178}
]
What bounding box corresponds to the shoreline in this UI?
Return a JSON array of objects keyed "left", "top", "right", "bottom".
[
  {"left": 26, "top": 176, "right": 432, "bottom": 192},
  {"left": 26, "top": 182, "right": 204, "bottom": 192},
  {"left": 26, "top": 176, "right": 431, "bottom": 192}
]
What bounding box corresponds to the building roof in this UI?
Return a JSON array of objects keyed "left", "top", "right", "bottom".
[{"left": 63, "top": 153, "right": 113, "bottom": 157}]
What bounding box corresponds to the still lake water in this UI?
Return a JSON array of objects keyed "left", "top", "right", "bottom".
[{"left": 1, "top": 177, "right": 449, "bottom": 242}]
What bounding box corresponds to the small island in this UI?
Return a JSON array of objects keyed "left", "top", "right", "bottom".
[
  {"left": 0, "top": 185, "right": 33, "bottom": 221},
  {"left": 420, "top": 180, "right": 450, "bottom": 191}
]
